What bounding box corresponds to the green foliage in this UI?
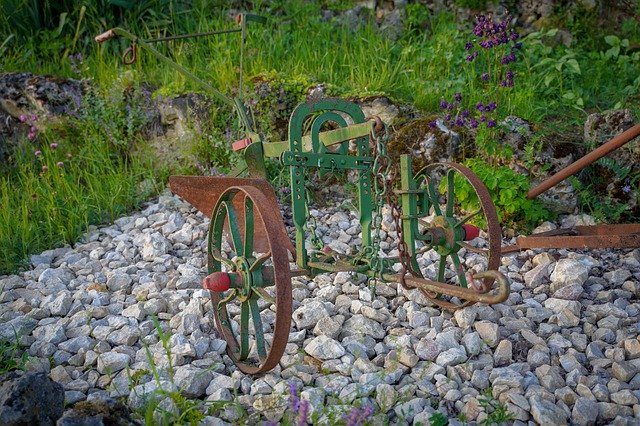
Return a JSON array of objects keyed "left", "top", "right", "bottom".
[
  {"left": 428, "top": 411, "right": 449, "bottom": 426},
  {"left": 0, "top": 99, "right": 161, "bottom": 274},
  {"left": 0, "top": 336, "right": 29, "bottom": 374},
  {"left": 459, "top": 158, "right": 553, "bottom": 229},
  {"left": 478, "top": 390, "right": 515, "bottom": 425},
  {"left": 452, "top": 0, "right": 492, "bottom": 10}
]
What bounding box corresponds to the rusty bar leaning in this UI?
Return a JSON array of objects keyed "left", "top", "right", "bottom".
[{"left": 527, "top": 123, "right": 640, "bottom": 199}]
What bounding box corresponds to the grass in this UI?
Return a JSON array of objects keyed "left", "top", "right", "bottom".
[{"left": 0, "top": 3, "right": 638, "bottom": 266}]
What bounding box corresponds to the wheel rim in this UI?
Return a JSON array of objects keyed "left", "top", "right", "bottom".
[
  {"left": 414, "top": 162, "right": 501, "bottom": 308},
  {"left": 207, "top": 185, "right": 291, "bottom": 374}
]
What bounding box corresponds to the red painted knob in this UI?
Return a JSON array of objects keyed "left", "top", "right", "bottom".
[
  {"left": 462, "top": 224, "right": 481, "bottom": 241},
  {"left": 203, "top": 272, "right": 231, "bottom": 292}
]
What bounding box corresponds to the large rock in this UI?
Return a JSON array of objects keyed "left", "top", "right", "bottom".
[
  {"left": 57, "top": 398, "right": 135, "bottom": 426},
  {"left": 0, "top": 371, "right": 64, "bottom": 425}
]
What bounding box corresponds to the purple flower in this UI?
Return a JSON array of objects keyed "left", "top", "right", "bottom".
[
  {"left": 487, "top": 119, "right": 497, "bottom": 128},
  {"left": 30, "top": 125, "right": 37, "bottom": 134},
  {"left": 444, "top": 113, "right": 452, "bottom": 122},
  {"left": 469, "top": 118, "right": 479, "bottom": 129},
  {"left": 461, "top": 109, "right": 470, "bottom": 117},
  {"left": 465, "top": 42, "right": 474, "bottom": 50},
  {"left": 19, "top": 114, "right": 27, "bottom": 122},
  {"left": 429, "top": 120, "right": 437, "bottom": 129},
  {"left": 34, "top": 150, "right": 42, "bottom": 156},
  {"left": 41, "top": 165, "right": 48, "bottom": 172},
  {"left": 27, "top": 132, "right": 36, "bottom": 140},
  {"left": 480, "top": 115, "right": 487, "bottom": 122},
  {"left": 288, "top": 381, "right": 300, "bottom": 411},
  {"left": 455, "top": 92, "right": 462, "bottom": 102},
  {"left": 513, "top": 42, "right": 523, "bottom": 50},
  {"left": 280, "top": 187, "right": 291, "bottom": 195},
  {"left": 501, "top": 55, "right": 511, "bottom": 65},
  {"left": 50, "top": 143, "right": 58, "bottom": 150},
  {"left": 31, "top": 114, "right": 38, "bottom": 122},
  {"left": 510, "top": 31, "right": 520, "bottom": 41},
  {"left": 454, "top": 116, "right": 465, "bottom": 127},
  {"left": 56, "top": 161, "right": 64, "bottom": 168},
  {"left": 466, "top": 54, "right": 475, "bottom": 62},
  {"left": 487, "top": 102, "right": 497, "bottom": 111},
  {"left": 296, "top": 400, "right": 309, "bottom": 426},
  {"left": 623, "top": 185, "right": 632, "bottom": 193},
  {"left": 506, "top": 70, "right": 514, "bottom": 80},
  {"left": 439, "top": 99, "right": 448, "bottom": 110},
  {"left": 475, "top": 102, "right": 485, "bottom": 112},
  {"left": 481, "top": 72, "right": 489, "bottom": 81}
]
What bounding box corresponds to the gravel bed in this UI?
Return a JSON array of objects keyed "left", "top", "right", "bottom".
[{"left": 1, "top": 187, "right": 639, "bottom": 425}]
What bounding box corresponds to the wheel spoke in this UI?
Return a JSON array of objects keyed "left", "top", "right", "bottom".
[
  {"left": 426, "top": 178, "right": 443, "bottom": 216},
  {"left": 240, "top": 301, "right": 250, "bottom": 360},
  {"left": 455, "top": 208, "right": 482, "bottom": 227},
  {"left": 437, "top": 256, "right": 446, "bottom": 282},
  {"left": 222, "top": 198, "right": 244, "bottom": 257},
  {"left": 210, "top": 245, "right": 235, "bottom": 271},
  {"left": 250, "top": 251, "right": 272, "bottom": 272},
  {"left": 244, "top": 196, "right": 254, "bottom": 257},
  {"left": 459, "top": 241, "right": 490, "bottom": 255},
  {"left": 449, "top": 253, "right": 468, "bottom": 288},
  {"left": 253, "top": 287, "right": 275, "bottom": 305},
  {"left": 446, "top": 169, "right": 455, "bottom": 217},
  {"left": 249, "top": 297, "right": 267, "bottom": 360}
]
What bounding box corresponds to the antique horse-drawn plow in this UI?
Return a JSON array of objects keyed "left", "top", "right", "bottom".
[{"left": 97, "top": 14, "right": 637, "bottom": 374}]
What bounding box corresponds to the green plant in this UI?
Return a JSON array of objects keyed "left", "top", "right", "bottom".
[
  {"left": 429, "top": 411, "right": 449, "bottom": 426},
  {"left": 458, "top": 158, "right": 553, "bottom": 229},
  {"left": 478, "top": 390, "right": 514, "bottom": 425},
  {"left": 0, "top": 336, "right": 29, "bottom": 373}
]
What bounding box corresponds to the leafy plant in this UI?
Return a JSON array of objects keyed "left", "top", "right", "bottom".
[
  {"left": 0, "top": 336, "right": 29, "bottom": 374},
  {"left": 478, "top": 390, "right": 514, "bottom": 425},
  {"left": 428, "top": 411, "right": 449, "bottom": 426},
  {"left": 457, "top": 158, "right": 552, "bottom": 229}
]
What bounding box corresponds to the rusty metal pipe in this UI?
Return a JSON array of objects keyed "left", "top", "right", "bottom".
[{"left": 527, "top": 123, "right": 640, "bottom": 199}]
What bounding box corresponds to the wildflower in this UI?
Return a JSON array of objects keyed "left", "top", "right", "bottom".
[
  {"left": 34, "top": 150, "right": 42, "bottom": 156},
  {"left": 481, "top": 72, "right": 490, "bottom": 81},
  {"left": 27, "top": 131, "right": 36, "bottom": 140},
  {"left": 50, "top": 143, "right": 58, "bottom": 150},
  {"left": 19, "top": 114, "right": 27, "bottom": 122},
  {"left": 480, "top": 115, "right": 487, "bottom": 122},
  {"left": 42, "top": 165, "right": 49, "bottom": 172},
  {"left": 469, "top": 118, "right": 479, "bottom": 129},
  {"left": 513, "top": 42, "right": 523, "bottom": 50},
  {"left": 475, "top": 102, "right": 485, "bottom": 112},
  {"left": 288, "top": 381, "right": 300, "bottom": 411},
  {"left": 461, "top": 109, "right": 470, "bottom": 117},
  {"left": 57, "top": 161, "right": 64, "bottom": 168},
  {"left": 280, "top": 187, "right": 291, "bottom": 195},
  {"left": 31, "top": 114, "right": 38, "bottom": 122},
  {"left": 296, "top": 400, "right": 309, "bottom": 426},
  {"left": 623, "top": 185, "right": 632, "bottom": 193},
  {"left": 454, "top": 116, "right": 465, "bottom": 127},
  {"left": 444, "top": 113, "right": 452, "bottom": 122},
  {"left": 466, "top": 54, "right": 475, "bottom": 62},
  {"left": 455, "top": 92, "right": 462, "bottom": 102},
  {"left": 429, "top": 120, "right": 437, "bottom": 129},
  {"left": 506, "top": 70, "right": 514, "bottom": 80},
  {"left": 487, "top": 102, "right": 497, "bottom": 111},
  {"left": 487, "top": 119, "right": 497, "bottom": 128},
  {"left": 439, "top": 99, "right": 449, "bottom": 109},
  {"left": 510, "top": 31, "right": 520, "bottom": 41}
]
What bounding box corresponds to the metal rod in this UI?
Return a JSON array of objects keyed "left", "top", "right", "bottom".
[
  {"left": 527, "top": 123, "right": 640, "bottom": 199},
  {"left": 142, "top": 28, "right": 241, "bottom": 43}
]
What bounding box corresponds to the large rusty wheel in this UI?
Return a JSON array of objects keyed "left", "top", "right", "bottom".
[
  {"left": 412, "top": 162, "right": 503, "bottom": 310},
  {"left": 204, "top": 185, "right": 291, "bottom": 374}
]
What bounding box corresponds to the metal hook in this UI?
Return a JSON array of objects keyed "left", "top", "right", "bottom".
[{"left": 122, "top": 43, "right": 137, "bottom": 65}]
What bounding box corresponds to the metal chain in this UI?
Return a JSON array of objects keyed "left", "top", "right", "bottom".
[
  {"left": 368, "top": 119, "right": 421, "bottom": 291},
  {"left": 368, "top": 121, "right": 392, "bottom": 291}
]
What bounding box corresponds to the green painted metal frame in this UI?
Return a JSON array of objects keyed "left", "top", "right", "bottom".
[{"left": 285, "top": 99, "right": 373, "bottom": 269}]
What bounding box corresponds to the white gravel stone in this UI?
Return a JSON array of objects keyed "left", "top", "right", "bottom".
[
  {"left": 304, "top": 335, "right": 345, "bottom": 360},
  {"left": 97, "top": 352, "right": 130, "bottom": 374}
]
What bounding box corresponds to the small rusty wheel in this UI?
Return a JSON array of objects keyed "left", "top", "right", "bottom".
[
  {"left": 413, "top": 162, "right": 502, "bottom": 309},
  {"left": 205, "top": 185, "right": 291, "bottom": 374}
]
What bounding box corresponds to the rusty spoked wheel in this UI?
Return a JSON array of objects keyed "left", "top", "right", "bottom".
[
  {"left": 204, "top": 185, "right": 291, "bottom": 374},
  {"left": 413, "top": 162, "right": 502, "bottom": 309}
]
